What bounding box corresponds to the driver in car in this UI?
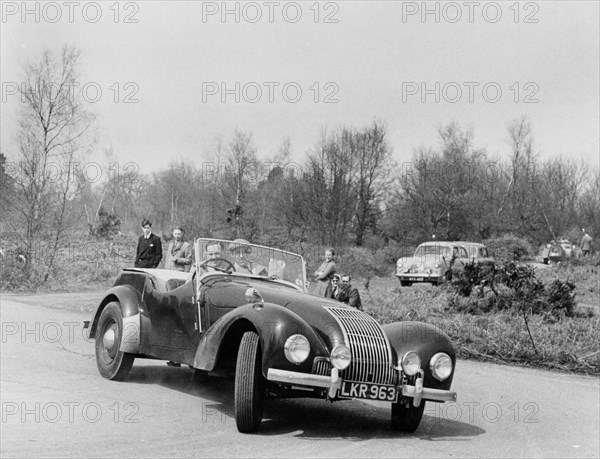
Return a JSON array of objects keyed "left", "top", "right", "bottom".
[{"left": 197, "top": 242, "right": 233, "bottom": 274}]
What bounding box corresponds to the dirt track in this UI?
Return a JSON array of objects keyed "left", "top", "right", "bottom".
[{"left": 1, "top": 293, "right": 598, "bottom": 458}]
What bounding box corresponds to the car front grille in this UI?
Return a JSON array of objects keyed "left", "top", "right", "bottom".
[{"left": 314, "top": 307, "right": 398, "bottom": 385}]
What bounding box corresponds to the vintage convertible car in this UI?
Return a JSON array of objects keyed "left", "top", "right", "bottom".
[
  {"left": 396, "top": 241, "right": 470, "bottom": 286},
  {"left": 86, "top": 238, "right": 457, "bottom": 433}
]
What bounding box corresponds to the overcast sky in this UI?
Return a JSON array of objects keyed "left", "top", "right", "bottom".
[{"left": 1, "top": 1, "right": 599, "bottom": 174}]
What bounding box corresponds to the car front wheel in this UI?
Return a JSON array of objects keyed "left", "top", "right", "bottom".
[
  {"left": 95, "top": 301, "right": 134, "bottom": 381},
  {"left": 391, "top": 399, "right": 426, "bottom": 432},
  {"left": 234, "top": 331, "right": 265, "bottom": 433},
  {"left": 399, "top": 280, "right": 412, "bottom": 287}
]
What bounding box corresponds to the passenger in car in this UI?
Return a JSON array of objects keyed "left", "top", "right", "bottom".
[{"left": 228, "top": 239, "right": 269, "bottom": 276}]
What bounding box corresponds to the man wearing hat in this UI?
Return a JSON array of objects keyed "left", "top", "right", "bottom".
[{"left": 229, "top": 239, "right": 268, "bottom": 276}]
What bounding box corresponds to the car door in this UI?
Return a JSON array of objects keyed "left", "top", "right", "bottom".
[
  {"left": 450, "top": 246, "right": 469, "bottom": 275},
  {"left": 141, "top": 276, "right": 200, "bottom": 362}
]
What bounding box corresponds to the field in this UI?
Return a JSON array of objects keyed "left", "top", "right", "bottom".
[{"left": 364, "top": 276, "right": 599, "bottom": 375}]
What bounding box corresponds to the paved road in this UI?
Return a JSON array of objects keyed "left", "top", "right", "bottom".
[{"left": 1, "top": 294, "right": 598, "bottom": 458}]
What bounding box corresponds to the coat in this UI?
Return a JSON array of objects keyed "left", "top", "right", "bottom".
[
  {"left": 313, "top": 260, "right": 336, "bottom": 297},
  {"left": 163, "top": 240, "right": 193, "bottom": 272},
  {"left": 135, "top": 233, "right": 163, "bottom": 268}
]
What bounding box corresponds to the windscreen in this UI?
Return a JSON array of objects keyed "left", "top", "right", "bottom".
[
  {"left": 195, "top": 238, "right": 306, "bottom": 289},
  {"left": 413, "top": 245, "right": 452, "bottom": 258}
]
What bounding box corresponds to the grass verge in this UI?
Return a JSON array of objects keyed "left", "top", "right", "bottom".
[{"left": 364, "top": 282, "right": 599, "bottom": 376}]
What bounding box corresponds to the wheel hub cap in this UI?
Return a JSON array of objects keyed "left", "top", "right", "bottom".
[{"left": 103, "top": 327, "right": 116, "bottom": 351}]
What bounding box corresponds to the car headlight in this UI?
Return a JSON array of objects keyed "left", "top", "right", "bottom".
[
  {"left": 330, "top": 345, "right": 351, "bottom": 370},
  {"left": 401, "top": 351, "right": 421, "bottom": 376},
  {"left": 434, "top": 263, "right": 439, "bottom": 268},
  {"left": 396, "top": 261, "right": 403, "bottom": 268},
  {"left": 284, "top": 334, "right": 310, "bottom": 364},
  {"left": 430, "top": 352, "right": 453, "bottom": 381}
]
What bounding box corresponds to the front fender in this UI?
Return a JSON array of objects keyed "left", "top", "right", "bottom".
[
  {"left": 88, "top": 285, "right": 141, "bottom": 353},
  {"left": 383, "top": 321, "right": 456, "bottom": 390},
  {"left": 193, "top": 302, "right": 329, "bottom": 377}
]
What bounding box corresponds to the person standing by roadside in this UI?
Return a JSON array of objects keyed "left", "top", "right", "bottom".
[
  {"left": 580, "top": 229, "right": 593, "bottom": 257},
  {"left": 134, "top": 219, "right": 162, "bottom": 268},
  {"left": 163, "top": 227, "right": 193, "bottom": 272},
  {"left": 313, "top": 248, "right": 337, "bottom": 297}
]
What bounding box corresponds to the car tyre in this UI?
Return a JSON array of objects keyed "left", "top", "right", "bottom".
[
  {"left": 95, "top": 301, "right": 134, "bottom": 381},
  {"left": 391, "top": 399, "right": 426, "bottom": 432},
  {"left": 234, "top": 331, "right": 265, "bottom": 433},
  {"left": 399, "top": 280, "right": 412, "bottom": 287}
]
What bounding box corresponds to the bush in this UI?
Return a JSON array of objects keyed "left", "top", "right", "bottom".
[
  {"left": 484, "top": 234, "right": 536, "bottom": 261},
  {"left": 448, "top": 261, "right": 579, "bottom": 319},
  {"left": 88, "top": 207, "right": 121, "bottom": 239}
]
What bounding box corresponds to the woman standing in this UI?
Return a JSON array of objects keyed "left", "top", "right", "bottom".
[{"left": 313, "top": 248, "right": 337, "bottom": 297}]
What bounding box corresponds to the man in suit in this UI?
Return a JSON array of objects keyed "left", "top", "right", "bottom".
[
  {"left": 134, "top": 219, "right": 162, "bottom": 268},
  {"left": 338, "top": 275, "right": 363, "bottom": 311},
  {"left": 163, "top": 227, "right": 193, "bottom": 272}
]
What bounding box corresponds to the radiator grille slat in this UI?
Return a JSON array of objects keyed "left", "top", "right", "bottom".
[{"left": 321, "top": 307, "right": 397, "bottom": 385}]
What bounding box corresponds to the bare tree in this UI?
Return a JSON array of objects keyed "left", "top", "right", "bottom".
[
  {"left": 222, "top": 130, "right": 258, "bottom": 239},
  {"left": 10, "top": 46, "right": 94, "bottom": 280},
  {"left": 352, "top": 120, "right": 393, "bottom": 246},
  {"left": 299, "top": 127, "right": 356, "bottom": 246}
]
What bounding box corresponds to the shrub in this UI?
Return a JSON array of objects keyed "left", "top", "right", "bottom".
[
  {"left": 448, "top": 261, "right": 579, "bottom": 319},
  {"left": 88, "top": 207, "right": 121, "bottom": 239},
  {"left": 484, "top": 234, "right": 536, "bottom": 261}
]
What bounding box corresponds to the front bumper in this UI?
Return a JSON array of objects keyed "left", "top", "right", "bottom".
[
  {"left": 396, "top": 272, "right": 443, "bottom": 283},
  {"left": 267, "top": 368, "right": 457, "bottom": 406}
]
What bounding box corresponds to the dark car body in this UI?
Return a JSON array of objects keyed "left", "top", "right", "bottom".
[{"left": 86, "top": 238, "right": 457, "bottom": 432}]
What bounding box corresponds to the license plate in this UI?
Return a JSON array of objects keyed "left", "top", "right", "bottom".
[
  {"left": 339, "top": 381, "right": 399, "bottom": 402},
  {"left": 409, "top": 277, "right": 424, "bottom": 281}
]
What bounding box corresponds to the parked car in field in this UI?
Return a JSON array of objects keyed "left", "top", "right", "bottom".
[
  {"left": 395, "top": 241, "right": 470, "bottom": 286},
  {"left": 558, "top": 239, "right": 574, "bottom": 258},
  {"left": 456, "top": 242, "right": 496, "bottom": 268},
  {"left": 85, "top": 238, "right": 457, "bottom": 433},
  {"left": 539, "top": 239, "right": 572, "bottom": 264}
]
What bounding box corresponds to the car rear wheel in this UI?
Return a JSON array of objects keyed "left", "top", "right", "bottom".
[
  {"left": 95, "top": 302, "right": 134, "bottom": 381},
  {"left": 391, "top": 399, "right": 426, "bottom": 432},
  {"left": 234, "top": 331, "right": 265, "bottom": 433}
]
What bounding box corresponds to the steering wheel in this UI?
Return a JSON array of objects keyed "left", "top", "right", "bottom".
[{"left": 198, "top": 257, "right": 236, "bottom": 273}]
